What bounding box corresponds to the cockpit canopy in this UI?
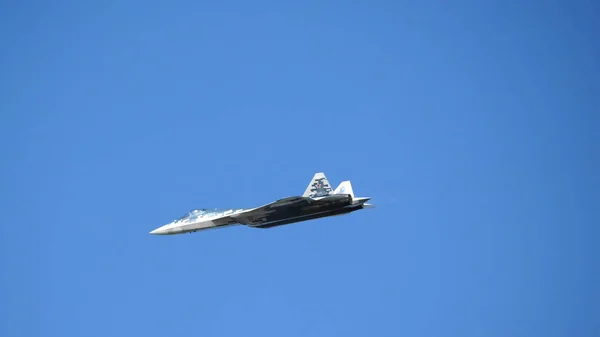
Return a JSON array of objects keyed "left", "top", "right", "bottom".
[{"left": 174, "top": 208, "right": 244, "bottom": 223}]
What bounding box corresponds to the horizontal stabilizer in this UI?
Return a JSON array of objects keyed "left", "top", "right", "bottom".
[{"left": 352, "top": 197, "right": 371, "bottom": 204}]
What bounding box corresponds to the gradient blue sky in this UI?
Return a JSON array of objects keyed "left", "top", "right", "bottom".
[{"left": 1, "top": 1, "right": 598, "bottom": 336}]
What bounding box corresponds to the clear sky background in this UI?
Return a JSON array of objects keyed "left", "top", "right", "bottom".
[{"left": 1, "top": 1, "right": 598, "bottom": 336}]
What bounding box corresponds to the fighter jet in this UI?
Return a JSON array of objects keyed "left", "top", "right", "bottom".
[{"left": 149, "top": 172, "right": 374, "bottom": 235}]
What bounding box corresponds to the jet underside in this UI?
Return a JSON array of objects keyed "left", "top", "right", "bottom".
[{"left": 247, "top": 195, "right": 357, "bottom": 228}]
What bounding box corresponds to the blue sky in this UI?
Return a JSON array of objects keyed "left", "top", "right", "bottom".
[{"left": 1, "top": 1, "right": 598, "bottom": 336}]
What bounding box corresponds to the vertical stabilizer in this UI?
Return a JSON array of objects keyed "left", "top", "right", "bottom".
[
  {"left": 303, "top": 172, "right": 333, "bottom": 198},
  {"left": 333, "top": 181, "right": 354, "bottom": 198}
]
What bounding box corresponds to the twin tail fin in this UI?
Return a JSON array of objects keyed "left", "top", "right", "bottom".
[
  {"left": 302, "top": 172, "right": 354, "bottom": 199},
  {"left": 302, "top": 172, "right": 333, "bottom": 198}
]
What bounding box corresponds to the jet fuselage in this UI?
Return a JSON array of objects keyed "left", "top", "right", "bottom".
[{"left": 149, "top": 172, "right": 373, "bottom": 235}]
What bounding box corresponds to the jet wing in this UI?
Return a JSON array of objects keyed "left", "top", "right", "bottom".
[{"left": 230, "top": 196, "right": 314, "bottom": 226}]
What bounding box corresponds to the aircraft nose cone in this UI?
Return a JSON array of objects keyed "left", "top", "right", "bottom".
[{"left": 149, "top": 227, "right": 167, "bottom": 235}]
